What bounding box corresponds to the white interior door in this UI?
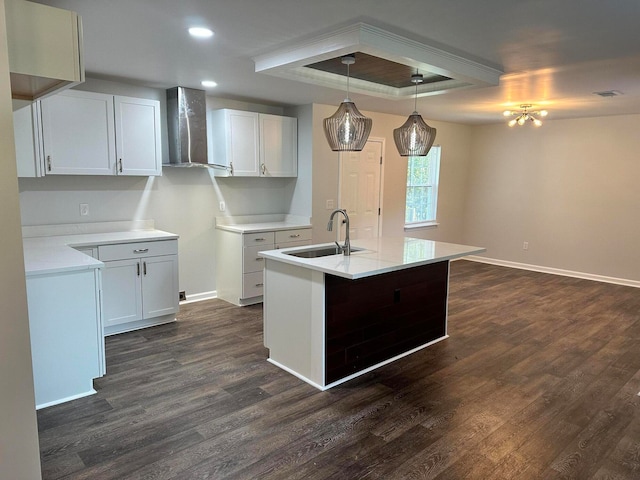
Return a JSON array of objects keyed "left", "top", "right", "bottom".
[{"left": 339, "top": 139, "right": 384, "bottom": 240}]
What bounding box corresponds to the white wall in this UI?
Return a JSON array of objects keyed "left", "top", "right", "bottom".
[
  {"left": 309, "top": 103, "right": 473, "bottom": 245},
  {"left": 0, "top": 1, "right": 42, "bottom": 477},
  {"left": 464, "top": 115, "right": 640, "bottom": 282},
  {"left": 18, "top": 78, "right": 297, "bottom": 297}
]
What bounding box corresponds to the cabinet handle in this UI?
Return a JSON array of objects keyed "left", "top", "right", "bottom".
[
  {"left": 119, "top": 158, "right": 123, "bottom": 173},
  {"left": 229, "top": 162, "right": 234, "bottom": 176},
  {"left": 47, "top": 155, "right": 52, "bottom": 172},
  {"left": 133, "top": 248, "right": 149, "bottom": 254},
  {"left": 289, "top": 234, "right": 300, "bottom": 238},
  {"left": 255, "top": 283, "right": 264, "bottom": 287},
  {"left": 143, "top": 261, "right": 147, "bottom": 275},
  {"left": 254, "top": 238, "right": 266, "bottom": 242},
  {"left": 261, "top": 163, "right": 266, "bottom": 175},
  {"left": 137, "top": 262, "right": 140, "bottom": 276},
  {"left": 255, "top": 257, "right": 263, "bottom": 261}
]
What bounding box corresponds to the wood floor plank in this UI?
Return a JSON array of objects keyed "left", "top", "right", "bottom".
[{"left": 36, "top": 260, "right": 640, "bottom": 479}]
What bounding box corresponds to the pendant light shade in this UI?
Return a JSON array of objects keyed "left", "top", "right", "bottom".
[
  {"left": 394, "top": 72, "right": 436, "bottom": 156},
  {"left": 323, "top": 55, "right": 372, "bottom": 152}
]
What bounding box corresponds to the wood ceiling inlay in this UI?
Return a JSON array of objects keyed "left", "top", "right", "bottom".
[{"left": 306, "top": 52, "right": 450, "bottom": 88}]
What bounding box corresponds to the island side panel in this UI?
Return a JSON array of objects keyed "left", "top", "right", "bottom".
[
  {"left": 325, "top": 261, "right": 449, "bottom": 384},
  {"left": 263, "top": 259, "right": 326, "bottom": 387}
]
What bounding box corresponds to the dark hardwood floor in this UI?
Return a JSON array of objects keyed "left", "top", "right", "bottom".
[{"left": 38, "top": 260, "right": 640, "bottom": 479}]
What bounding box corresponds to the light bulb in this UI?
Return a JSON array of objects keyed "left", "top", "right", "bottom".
[
  {"left": 188, "top": 27, "right": 214, "bottom": 38},
  {"left": 517, "top": 116, "right": 526, "bottom": 126},
  {"left": 533, "top": 118, "right": 542, "bottom": 127},
  {"left": 503, "top": 110, "right": 513, "bottom": 117},
  {"left": 508, "top": 119, "right": 517, "bottom": 127},
  {"left": 539, "top": 110, "right": 548, "bottom": 117}
]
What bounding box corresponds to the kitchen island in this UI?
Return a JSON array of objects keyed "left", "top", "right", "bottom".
[{"left": 260, "top": 237, "right": 485, "bottom": 390}]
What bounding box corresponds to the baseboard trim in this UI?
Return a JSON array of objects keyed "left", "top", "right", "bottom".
[
  {"left": 465, "top": 256, "right": 640, "bottom": 289},
  {"left": 180, "top": 291, "right": 218, "bottom": 305}
]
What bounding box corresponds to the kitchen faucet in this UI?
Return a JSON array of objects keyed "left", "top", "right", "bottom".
[{"left": 327, "top": 209, "right": 351, "bottom": 256}]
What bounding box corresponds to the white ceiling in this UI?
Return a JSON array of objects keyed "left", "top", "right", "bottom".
[{"left": 34, "top": 0, "right": 640, "bottom": 124}]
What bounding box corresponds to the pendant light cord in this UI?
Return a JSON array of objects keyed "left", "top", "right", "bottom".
[{"left": 346, "top": 62, "right": 350, "bottom": 100}]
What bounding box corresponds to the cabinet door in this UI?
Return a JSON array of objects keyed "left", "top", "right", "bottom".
[
  {"left": 227, "top": 110, "right": 260, "bottom": 176},
  {"left": 102, "top": 258, "right": 143, "bottom": 327},
  {"left": 114, "top": 96, "right": 162, "bottom": 176},
  {"left": 141, "top": 255, "right": 179, "bottom": 319},
  {"left": 41, "top": 90, "right": 116, "bottom": 175},
  {"left": 260, "top": 114, "right": 297, "bottom": 177},
  {"left": 13, "top": 101, "right": 44, "bottom": 177}
]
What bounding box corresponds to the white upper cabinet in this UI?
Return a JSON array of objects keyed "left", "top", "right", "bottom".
[
  {"left": 29, "top": 89, "right": 161, "bottom": 177},
  {"left": 209, "top": 109, "right": 297, "bottom": 177},
  {"left": 114, "top": 96, "right": 162, "bottom": 176},
  {"left": 13, "top": 101, "right": 45, "bottom": 177},
  {"left": 260, "top": 114, "right": 297, "bottom": 177},
  {"left": 5, "top": 0, "right": 84, "bottom": 100},
  {"left": 41, "top": 90, "right": 116, "bottom": 175}
]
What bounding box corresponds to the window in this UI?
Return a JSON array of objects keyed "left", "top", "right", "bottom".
[{"left": 405, "top": 146, "right": 441, "bottom": 227}]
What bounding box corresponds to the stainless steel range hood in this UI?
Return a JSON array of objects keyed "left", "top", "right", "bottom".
[{"left": 165, "top": 87, "right": 217, "bottom": 168}]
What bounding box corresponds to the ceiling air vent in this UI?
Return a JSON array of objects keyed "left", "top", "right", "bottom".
[{"left": 593, "top": 90, "right": 623, "bottom": 97}]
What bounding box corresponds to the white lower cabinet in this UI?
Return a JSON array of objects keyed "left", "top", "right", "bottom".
[
  {"left": 99, "top": 240, "right": 179, "bottom": 335},
  {"left": 216, "top": 227, "right": 311, "bottom": 306},
  {"left": 26, "top": 268, "right": 104, "bottom": 409}
]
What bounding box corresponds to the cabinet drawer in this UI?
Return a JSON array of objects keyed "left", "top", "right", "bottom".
[
  {"left": 243, "top": 232, "right": 275, "bottom": 247},
  {"left": 243, "top": 244, "right": 272, "bottom": 273},
  {"left": 243, "top": 271, "right": 264, "bottom": 298},
  {"left": 98, "top": 239, "right": 178, "bottom": 261},
  {"left": 275, "top": 228, "right": 311, "bottom": 244}
]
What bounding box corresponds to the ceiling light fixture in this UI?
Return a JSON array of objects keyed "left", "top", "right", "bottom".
[
  {"left": 503, "top": 104, "right": 548, "bottom": 127},
  {"left": 323, "top": 54, "right": 372, "bottom": 152},
  {"left": 201, "top": 80, "right": 217, "bottom": 88},
  {"left": 188, "top": 27, "right": 214, "bottom": 38},
  {"left": 393, "top": 71, "right": 437, "bottom": 156}
]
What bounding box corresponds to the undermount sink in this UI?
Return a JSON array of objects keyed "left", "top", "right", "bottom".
[{"left": 285, "top": 246, "right": 364, "bottom": 258}]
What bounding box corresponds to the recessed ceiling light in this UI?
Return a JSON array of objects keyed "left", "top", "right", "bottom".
[
  {"left": 201, "top": 80, "right": 217, "bottom": 88},
  {"left": 188, "top": 27, "right": 214, "bottom": 38}
]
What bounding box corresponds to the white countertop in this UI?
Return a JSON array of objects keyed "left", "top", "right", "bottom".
[
  {"left": 215, "top": 214, "right": 311, "bottom": 234},
  {"left": 23, "top": 229, "right": 178, "bottom": 277},
  {"left": 259, "top": 237, "right": 486, "bottom": 280},
  {"left": 216, "top": 221, "right": 312, "bottom": 234}
]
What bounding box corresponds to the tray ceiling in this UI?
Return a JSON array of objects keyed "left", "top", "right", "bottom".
[{"left": 254, "top": 23, "right": 503, "bottom": 100}]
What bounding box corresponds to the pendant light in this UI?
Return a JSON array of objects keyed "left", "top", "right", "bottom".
[
  {"left": 394, "top": 72, "right": 437, "bottom": 156},
  {"left": 323, "top": 55, "right": 372, "bottom": 152}
]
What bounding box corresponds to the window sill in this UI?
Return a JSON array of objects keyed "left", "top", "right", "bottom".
[{"left": 404, "top": 221, "right": 439, "bottom": 231}]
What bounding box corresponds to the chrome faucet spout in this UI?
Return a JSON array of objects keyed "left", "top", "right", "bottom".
[{"left": 327, "top": 209, "right": 351, "bottom": 256}]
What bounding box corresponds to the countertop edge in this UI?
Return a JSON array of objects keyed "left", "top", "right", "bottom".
[
  {"left": 24, "top": 229, "right": 179, "bottom": 277},
  {"left": 260, "top": 240, "right": 486, "bottom": 280}
]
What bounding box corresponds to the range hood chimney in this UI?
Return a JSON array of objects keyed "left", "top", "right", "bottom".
[{"left": 166, "top": 87, "right": 211, "bottom": 167}]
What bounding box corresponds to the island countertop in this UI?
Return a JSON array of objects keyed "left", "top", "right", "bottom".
[{"left": 259, "top": 237, "right": 485, "bottom": 280}]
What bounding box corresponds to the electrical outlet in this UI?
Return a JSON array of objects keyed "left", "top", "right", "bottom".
[
  {"left": 326, "top": 199, "right": 335, "bottom": 210},
  {"left": 523, "top": 241, "right": 529, "bottom": 250},
  {"left": 219, "top": 201, "right": 226, "bottom": 212},
  {"left": 79, "top": 203, "right": 89, "bottom": 216}
]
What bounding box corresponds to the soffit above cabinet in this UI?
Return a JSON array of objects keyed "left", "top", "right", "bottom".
[{"left": 253, "top": 23, "right": 502, "bottom": 100}]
